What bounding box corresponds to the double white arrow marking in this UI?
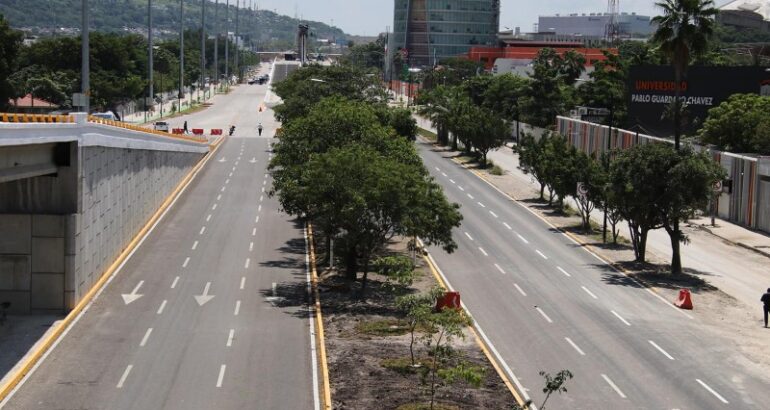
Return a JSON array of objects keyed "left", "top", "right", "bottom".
[
  {"left": 195, "top": 282, "right": 215, "bottom": 306},
  {"left": 122, "top": 281, "right": 144, "bottom": 305}
]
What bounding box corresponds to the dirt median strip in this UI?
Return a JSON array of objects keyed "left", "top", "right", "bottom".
[
  {"left": 0, "top": 138, "right": 222, "bottom": 403},
  {"left": 306, "top": 223, "right": 333, "bottom": 410}
]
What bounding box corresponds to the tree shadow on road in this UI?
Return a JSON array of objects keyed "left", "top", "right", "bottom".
[{"left": 594, "top": 261, "right": 719, "bottom": 293}]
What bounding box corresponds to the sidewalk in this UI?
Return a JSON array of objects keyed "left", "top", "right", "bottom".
[
  {"left": 121, "top": 85, "right": 220, "bottom": 125},
  {"left": 415, "top": 114, "right": 770, "bottom": 308}
]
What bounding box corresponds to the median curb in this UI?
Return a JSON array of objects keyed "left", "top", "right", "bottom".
[
  {"left": 419, "top": 241, "right": 530, "bottom": 408},
  {"left": 0, "top": 134, "right": 225, "bottom": 403},
  {"left": 306, "top": 224, "right": 332, "bottom": 410}
]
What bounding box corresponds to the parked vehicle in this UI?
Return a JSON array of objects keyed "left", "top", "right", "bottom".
[{"left": 153, "top": 121, "right": 170, "bottom": 132}]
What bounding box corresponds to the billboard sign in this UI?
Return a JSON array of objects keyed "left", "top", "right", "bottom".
[{"left": 627, "top": 66, "right": 770, "bottom": 137}]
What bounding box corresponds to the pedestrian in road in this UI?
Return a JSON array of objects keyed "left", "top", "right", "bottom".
[
  {"left": 257, "top": 123, "right": 264, "bottom": 137},
  {"left": 762, "top": 288, "right": 770, "bottom": 327},
  {"left": 183, "top": 121, "right": 189, "bottom": 134}
]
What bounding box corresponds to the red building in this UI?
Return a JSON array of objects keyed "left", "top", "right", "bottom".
[{"left": 467, "top": 41, "right": 615, "bottom": 71}]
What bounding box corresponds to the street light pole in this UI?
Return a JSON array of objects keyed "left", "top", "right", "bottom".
[
  {"left": 200, "top": 0, "right": 205, "bottom": 102},
  {"left": 81, "top": 0, "right": 89, "bottom": 113},
  {"left": 179, "top": 0, "right": 184, "bottom": 111},
  {"left": 224, "top": 0, "right": 229, "bottom": 86},
  {"left": 234, "top": 0, "right": 240, "bottom": 83},
  {"left": 148, "top": 0, "right": 154, "bottom": 123},
  {"left": 603, "top": 106, "right": 614, "bottom": 243},
  {"left": 214, "top": 0, "right": 219, "bottom": 93}
]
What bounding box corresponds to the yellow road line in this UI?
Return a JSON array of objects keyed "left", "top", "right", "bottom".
[
  {"left": 306, "top": 224, "right": 332, "bottom": 410},
  {"left": 0, "top": 139, "right": 223, "bottom": 403},
  {"left": 420, "top": 250, "right": 528, "bottom": 407}
]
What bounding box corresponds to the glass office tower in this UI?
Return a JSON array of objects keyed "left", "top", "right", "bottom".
[{"left": 388, "top": 0, "right": 500, "bottom": 71}]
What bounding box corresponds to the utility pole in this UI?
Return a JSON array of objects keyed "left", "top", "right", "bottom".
[
  {"left": 200, "top": 0, "right": 205, "bottom": 102},
  {"left": 234, "top": 0, "right": 240, "bottom": 83},
  {"left": 179, "top": 0, "right": 185, "bottom": 108},
  {"left": 148, "top": 0, "right": 154, "bottom": 123},
  {"left": 224, "top": 0, "right": 229, "bottom": 85},
  {"left": 214, "top": 0, "right": 219, "bottom": 92},
  {"left": 81, "top": 0, "right": 90, "bottom": 113}
]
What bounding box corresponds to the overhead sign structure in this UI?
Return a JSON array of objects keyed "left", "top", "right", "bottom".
[{"left": 627, "top": 66, "right": 770, "bottom": 137}]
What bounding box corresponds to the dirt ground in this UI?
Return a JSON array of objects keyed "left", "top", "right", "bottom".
[
  {"left": 314, "top": 238, "right": 519, "bottom": 410},
  {"left": 456, "top": 152, "right": 770, "bottom": 384}
]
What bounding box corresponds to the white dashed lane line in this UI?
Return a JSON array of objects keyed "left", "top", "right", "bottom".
[
  {"left": 255, "top": 216, "right": 260, "bottom": 223},
  {"left": 206, "top": 214, "right": 212, "bottom": 222},
  {"left": 252, "top": 228, "right": 257, "bottom": 236},
  {"left": 170, "top": 276, "right": 179, "bottom": 289},
  {"left": 557, "top": 266, "right": 572, "bottom": 277},
  {"left": 226, "top": 329, "right": 235, "bottom": 347},
  {"left": 535, "top": 250, "right": 548, "bottom": 259},
  {"left": 216, "top": 365, "right": 226, "bottom": 387},
  {"left": 116, "top": 365, "right": 133, "bottom": 389},
  {"left": 464, "top": 232, "right": 474, "bottom": 241},
  {"left": 517, "top": 234, "right": 529, "bottom": 244},
  {"left": 478, "top": 247, "right": 488, "bottom": 256},
  {"left": 217, "top": 194, "right": 222, "bottom": 201},
  {"left": 696, "top": 379, "right": 729, "bottom": 404},
  {"left": 249, "top": 242, "right": 254, "bottom": 252},
  {"left": 514, "top": 283, "right": 527, "bottom": 296},
  {"left": 234, "top": 300, "right": 241, "bottom": 316},
  {"left": 212, "top": 203, "right": 217, "bottom": 210},
  {"left": 199, "top": 227, "right": 206, "bottom": 235},
  {"left": 467, "top": 194, "right": 474, "bottom": 200},
  {"left": 602, "top": 374, "right": 627, "bottom": 399},
  {"left": 503, "top": 222, "right": 512, "bottom": 230},
  {"left": 156, "top": 300, "right": 167, "bottom": 315},
  {"left": 240, "top": 277, "right": 246, "bottom": 290},
  {"left": 139, "top": 328, "right": 153, "bottom": 347},
  {"left": 192, "top": 241, "right": 198, "bottom": 250},
  {"left": 458, "top": 186, "right": 465, "bottom": 191},
  {"left": 489, "top": 211, "right": 498, "bottom": 218},
  {"left": 535, "top": 307, "right": 552, "bottom": 323},
  {"left": 449, "top": 179, "right": 456, "bottom": 184},
  {"left": 477, "top": 202, "right": 486, "bottom": 208},
  {"left": 441, "top": 172, "right": 448, "bottom": 177},
  {"left": 565, "top": 337, "right": 586, "bottom": 356},
  {"left": 494, "top": 263, "right": 506, "bottom": 274},
  {"left": 611, "top": 310, "right": 631, "bottom": 326},
  {"left": 182, "top": 257, "right": 190, "bottom": 268},
  {"left": 648, "top": 340, "right": 675, "bottom": 360},
  {"left": 581, "top": 286, "right": 598, "bottom": 300}
]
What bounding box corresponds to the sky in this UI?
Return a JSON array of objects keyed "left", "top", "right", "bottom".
[{"left": 249, "top": 0, "right": 682, "bottom": 36}]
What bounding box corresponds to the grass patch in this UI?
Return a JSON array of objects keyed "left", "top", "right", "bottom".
[
  {"left": 418, "top": 128, "right": 437, "bottom": 142},
  {"left": 489, "top": 165, "right": 504, "bottom": 175},
  {"left": 381, "top": 357, "right": 425, "bottom": 375},
  {"left": 356, "top": 319, "right": 411, "bottom": 336},
  {"left": 397, "top": 403, "right": 460, "bottom": 410}
]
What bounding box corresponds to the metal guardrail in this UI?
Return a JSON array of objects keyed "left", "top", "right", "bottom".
[
  {"left": 87, "top": 116, "right": 208, "bottom": 144},
  {"left": 0, "top": 113, "right": 74, "bottom": 123}
]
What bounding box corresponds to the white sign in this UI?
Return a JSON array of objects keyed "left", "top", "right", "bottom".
[
  {"left": 713, "top": 180, "right": 723, "bottom": 193},
  {"left": 577, "top": 182, "right": 588, "bottom": 198}
]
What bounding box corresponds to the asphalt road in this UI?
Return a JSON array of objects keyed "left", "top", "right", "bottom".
[
  {"left": 417, "top": 142, "right": 769, "bottom": 410},
  {"left": 2, "top": 64, "right": 319, "bottom": 410}
]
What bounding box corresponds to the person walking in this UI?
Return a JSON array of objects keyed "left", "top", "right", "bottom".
[
  {"left": 762, "top": 288, "right": 770, "bottom": 328},
  {"left": 183, "top": 121, "right": 189, "bottom": 134},
  {"left": 257, "top": 123, "right": 264, "bottom": 137}
]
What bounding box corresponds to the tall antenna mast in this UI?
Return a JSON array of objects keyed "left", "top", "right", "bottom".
[{"left": 605, "top": 0, "right": 620, "bottom": 46}]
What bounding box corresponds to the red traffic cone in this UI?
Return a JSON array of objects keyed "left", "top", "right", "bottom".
[{"left": 674, "top": 289, "right": 693, "bottom": 310}]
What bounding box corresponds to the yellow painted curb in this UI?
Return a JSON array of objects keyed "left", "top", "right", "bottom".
[
  {"left": 420, "top": 251, "right": 528, "bottom": 408},
  {"left": 0, "top": 137, "right": 225, "bottom": 403},
  {"left": 306, "top": 224, "right": 333, "bottom": 410}
]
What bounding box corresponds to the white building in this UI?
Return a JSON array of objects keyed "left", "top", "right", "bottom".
[{"left": 538, "top": 12, "right": 654, "bottom": 38}]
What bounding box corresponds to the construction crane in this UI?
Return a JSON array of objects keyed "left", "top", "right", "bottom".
[{"left": 605, "top": 0, "right": 620, "bottom": 46}]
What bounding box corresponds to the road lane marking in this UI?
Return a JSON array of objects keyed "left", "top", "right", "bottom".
[
  {"left": 156, "top": 300, "right": 167, "bottom": 315},
  {"left": 435, "top": 167, "right": 440, "bottom": 171},
  {"left": 121, "top": 281, "right": 144, "bottom": 305},
  {"left": 601, "top": 374, "right": 626, "bottom": 398},
  {"left": 565, "top": 337, "right": 585, "bottom": 356},
  {"left": 441, "top": 172, "right": 448, "bottom": 177},
  {"left": 192, "top": 241, "right": 198, "bottom": 250},
  {"left": 458, "top": 186, "right": 465, "bottom": 191},
  {"left": 199, "top": 226, "right": 206, "bottom": 235},
  {"left": 206, "top": 214, "right": 212, "bottom": 222},
  {"left": 216, "top": 365, "right": 226, "bottom": 387},
  {"left": 449, "top": 179, "right": 456, "bottom": 184},
  {"left": 649, "top": 340, "right": 675, "bottom": 360},
  {"left": 234, "top": 300, "right": 241, "bottom": 316},
  {"left": 503, "top": 222, "right": 512, "bottom": 230},
  {"left": 140, "top": 328, "right": 153, "bottom": 347},
  {"left": 249, "top": 242, "right": 254, "bottom": 252},
  {"left": 116, "top": 365, "right": 133, "bottom": 388},
  {"left": 240, "top": 277, "right": 246, "bottom": 290},
  {"left": 226, "top": 329, "right": 235, "bottom": 347},
  {"left": 255, "top": 216, "right": 260, "bottom": 224},
  {"left": 611, "top": 310, "right": 631, "bottom": 326},
  {"left": 258, "top": 205, "right": 262, "bottom": 212},
  {"left": 557, "top": 266, "right": 571, "bottom": 277},
  {"left": 535, "top": 307, "right": 552, "bottom": 323},
  {"left": 263, "top": 180, "right": 267, "bottom": 185},
  {"left": 229, "top": 172, "right": 233, "bottom": 177},
  {"left": 232, "top": 166, "right": 236, "bottom": 171},
  {"left": 261, "top": 187, "right": 265, "bottom": 193},
  {"left": 245, "top": 258, "right": 250, "bottom": 269},
  {"left": 464, "top": 232, "right": 474, "bottom": 241},
  {"left": 212, "top": 203, "right": 217, "bottom": 210},
  {"left": 225, "top": 178, "right": 230, "bottom": 184},
  {"left": 477, "top": 202, "right": 486, "bottom": 208},
  {"left": 696, "top": 379, "right": 729, "bottom": 404},
  {"left": 489, "top": 211, "right": 498, "bottom": 218},
  {"left": 260, "top": 195, "right": 264, "bottom": 202},
  {"left": 252, "top": 228, "right": 257, "bottom": 236},
  {"left": 217, "top": 194, "right": 222, "bottom": 201},
  {"left": 514, "top": 283, "right": 527, "bottom": 296},
  {"left": 581, "top": 286, "right": 598, "bottom": 299},
  {"left": 478, "top": 247, "right": 488, "bottom": 256},
  {"left": 536, "top": 250, "right": 548, "bottom": 259},
  {"left": 494, "top": 264, "right": 506, "bottom": 274},
  {"left": 467, "top": 193, "right": 474, "bottom": 199},
  {"left": 171, "top": 276, "right": 179, "bottom": 288},
  {"left": 221, "top": 186, "right": 226, "bottom": 192},
  {"left": 517, "top": 234, "right": 529, "bottom": 244},
  {"left": 182, "top": 257, "right": 190, "bottom": 268}
]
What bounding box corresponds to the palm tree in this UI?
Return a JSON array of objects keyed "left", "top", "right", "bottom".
[
  {"left": 652, "top": 0, "right": 717, "bottom": 276},
  {"left": 651, "top": 0, "right": 718, "bottom": 150},
  {"left": 417, "top": 85, "right": 453, "bottom": 146}
]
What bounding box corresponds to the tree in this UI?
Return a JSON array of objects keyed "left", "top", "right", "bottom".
[
  {"left": 395, "top": 287, "right": 444, "bottom": 366},
  {"left": 521, "top": 48, "right": 570, "bottom": 128},
  {"left": 342, "top": 35, "right": 385, "bottom": 70},
  {"left": 572, "top": 152, "right": 604, "bottom": 231},
  {"left": 577, "top": 51, "right": 628, "bottom": 127},
  {"left": 469, "top": 107, "right": 510, "bottom": 166},
  {"left": 481, "top": 73, "right": 530, "bottom": 121},
  {"left": 416, "top": 85, "right": 456, "bottom": 145},
  {"left": 518, "top": 134, "right": 549, "bottom": 200},
  {"left": 652, "top": 0, "right": 718, "bottom": 274},
  {"left": 0, "top": 14, "right": 23, "bottom": 110},
  {"left": 559, "top": 50, "right": 587, "bottom": 85},
  {"left": 699, "top": 94, "right": 770, "bottom": 154}
]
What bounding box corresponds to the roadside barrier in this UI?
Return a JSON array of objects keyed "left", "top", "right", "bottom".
[
  {"left": 192, "top": 128, "right": 204, "bottom": 135},
  {"left": 172, "top": 128, "right": 185, "bottom": 135},
  {"left": 210, "top": 129, "right": 223, "bottom": 135},
  {"left": 674, "top": 289, "right": 693, "bottom": 310},
  {"left": 88, "top": 116, "right": 207, "bottom": 143},
  {"left": 0, "top": 113, "right": 74, "bottom": 123},
  {"left": 435, "top": 291, "right": 461, "bottom": 311}
]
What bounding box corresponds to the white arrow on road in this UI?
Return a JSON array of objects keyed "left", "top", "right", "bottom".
[
  {"left": 194, "top": 282, "right": 215, "bottom": 306},
  {"left": 218, "top": 157, "right": 226, "bottom": 163},
  {"left": 249, "top": 157, "right": 257, "bottom": 163},
  {"left": 122, "top": 280, "right": 144, "bottom": 305},
  {"left": 266, "top": 282, "right": 283, "bottom": 306}
]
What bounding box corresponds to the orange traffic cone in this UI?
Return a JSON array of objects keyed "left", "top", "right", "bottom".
[{"left": 674, "top": 289, "right": 693, "bottom": 310}]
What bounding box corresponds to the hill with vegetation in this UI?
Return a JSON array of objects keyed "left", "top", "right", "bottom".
[{"left": 0, "top": 0, "right": 348, "bottom": 50}]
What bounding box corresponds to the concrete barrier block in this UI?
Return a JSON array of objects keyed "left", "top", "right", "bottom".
[
  {"left": 30, "top": 273, "right": 63, "bottom": 310},
  {"left": 31, "top": 237, "right": 64, "bottom": 273},
  {"left": 0, "top": 255, "right": 31, "bottom": 290},
  {"left": 0, "top": 215, "right": 31, "bottom": 254},
  {"left": 32, "top": 214, "right": 65, "bottom": 238}
]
